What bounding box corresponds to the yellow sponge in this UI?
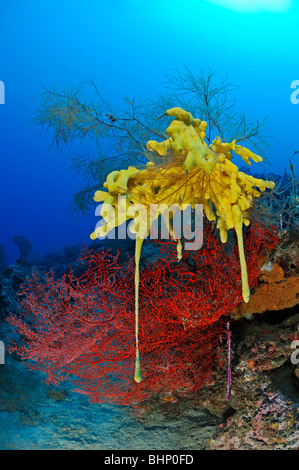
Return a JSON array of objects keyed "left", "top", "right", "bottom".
[{"left": 91, "top": 107, "right": 275, "bottom": 382}]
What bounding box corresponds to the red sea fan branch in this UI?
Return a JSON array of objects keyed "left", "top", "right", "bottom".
[{"left": 7, "top": 223, "right": 278, "bottom": 404}]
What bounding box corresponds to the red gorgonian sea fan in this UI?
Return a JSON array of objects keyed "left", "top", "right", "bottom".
[{"left": 7, "top": 221, "right": 278, "bottom": 405}]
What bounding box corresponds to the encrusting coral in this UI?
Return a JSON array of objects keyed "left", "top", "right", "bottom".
[
  {"left": 231, "top": 232, "right": 299, "bottom": 319},
  {"left": 7, "top": 222, "right": 276, "bottom": 405},
  {"left": 90, "top": 107, "right": 275, "bottom": 383}
]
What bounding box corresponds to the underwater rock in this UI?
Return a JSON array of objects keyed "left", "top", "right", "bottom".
[
  {"left": 0, "top": 264, "right": 33, "bottom": 320},
  {"left": 231, "top": 230, "right": 299, "bottom": 319},
  {"left": 194, "top": 318, "right": 299, "bottom": 450},
  {"left": 274, "top": 229, "right": 299, "bottom": 278},
  {"left": 12, "top": 235, "right": 33, "bottom": 262},
  {"left": 0, "top": 320, "right": 220, "bottom": 450},
  {"left": 46, "top": 387, "right": 68, "bottom": 402},
  {"left": 1, "top": 227, "right": 298, "bottom": 450},
  {"left": 0, "top": 257, "right": 298, "bottom": 450},
  {"left": 0, "top": 245, "right": 8, "bottom": 273}
]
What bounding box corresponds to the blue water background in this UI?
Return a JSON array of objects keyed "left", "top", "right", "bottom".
[{"left": 1, "top": 0, "right": 298, "bottom": 264}]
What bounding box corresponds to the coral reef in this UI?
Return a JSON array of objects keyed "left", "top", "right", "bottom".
[
  {"left": 92, "top": 107, "right": 274, "bottom": 304},
  {"left": 1, "top": 225, "right": 298, "bottom": 449},
  {"left": 6, "top": 221, "right": 274, "bottom": 404},
  {"left": 4, "top": 105, "right": 298, "bottom": 450},
  {"left": 203, "top": 318, "right": 299, "bottom": 450},
  {"left": 90, "top": 106, "right": 275, "bottom": 381},
  {"left": 231, "top": 229, "right": 299, "bottom": 319},
  {"left": 0, "top": 245, "right": 7, "bottom": 273},
  {"left": 12, "top": 235, "right": 32, "bottom": 262}
]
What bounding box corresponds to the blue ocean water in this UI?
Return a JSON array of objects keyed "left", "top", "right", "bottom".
[
  {"left": 0, "top": 0, "right": 298, "bottom": 264},
  {"left": 1, "top": 1, "right": 299, "bottom": 452}
]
